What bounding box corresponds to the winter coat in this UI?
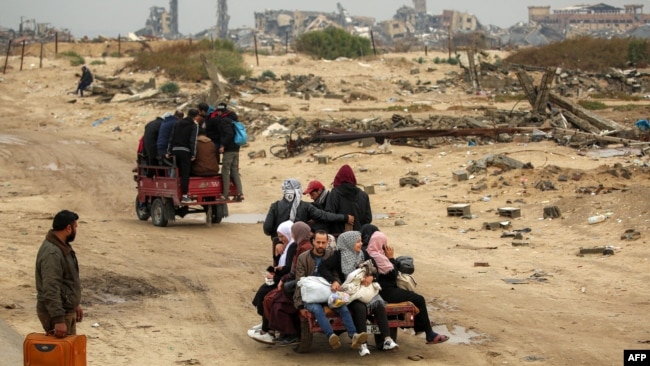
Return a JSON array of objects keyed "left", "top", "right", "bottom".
[
  {"left": 35, "top": 231, "right": 82, "bottom": 323},
  {"left": 263, "top": 200, "right": 346, "bottom": 240},
  {"left": 325, "top": 183, "right": 372, "bottom": 235},
  {"left": 167, "top": 117, "right": 198, "bottom": 157},
  {"left": 217, "top": 116, "right": 240, "bottom": 153},
  {"left": 143, "top": 117, "right": 163, "bottom": 160},
  {"left": 191, "top": 135, "right": 220, "bottom": 176},
  {"left": 156, "top": 115, "right": 179, "bottom": 157}
]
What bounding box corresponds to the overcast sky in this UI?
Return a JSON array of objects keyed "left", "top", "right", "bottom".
[{"left": 0, "top": 0, "right": 639, "bottom": 37}]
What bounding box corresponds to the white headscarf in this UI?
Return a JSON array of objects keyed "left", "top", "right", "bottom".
[
  {"left": 282, "top": 179, "right": 302, "bottom": 222},
  {"left": 277, "top": 220, "right": 295, "bottom": 267}
]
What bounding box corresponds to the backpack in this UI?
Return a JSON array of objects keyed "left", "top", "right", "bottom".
[{"left": 232, "top": 120, "right": 247, "bottom": 146}]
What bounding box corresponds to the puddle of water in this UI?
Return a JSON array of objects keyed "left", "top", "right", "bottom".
[{"left": 433, "top": 325, "right": 487, "bottom": 345}]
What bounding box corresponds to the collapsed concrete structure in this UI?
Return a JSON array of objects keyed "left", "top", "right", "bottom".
[{"left": 529, "top": 3, "right": 649, "bottom": 32}]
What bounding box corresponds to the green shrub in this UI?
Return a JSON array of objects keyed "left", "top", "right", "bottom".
[
  {"left": 433, "top": 57, "right": 441, "bottom": 64},
  {"left": 447, "top": 56, "right": 459, "bottom": 65},
  {"left": 160, "top": 82, "right": 179, "bottom": 94},
  {"left": 578, "top": 100, "right": 608, "bottom": 110},
  {"left": 127, "top": 39, "right": 250, "bottom": 82},
  {"left": 414, "top": 57, "right": 426, "bottom": 64},
  {"left": 295, "top": 27, "right": 372, "bottom": 60},
  {"left": 89, "top": 60, "right": 106, "bottom": 65},
  {"left": 60, "top": 51, "right": 85, "bottom": 66},
  {"left": 261, "top": 70, "right": 276, "bottom": 79}
]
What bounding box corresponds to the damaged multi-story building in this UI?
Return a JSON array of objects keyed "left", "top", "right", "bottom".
[
  {"left": 528, "top": 3, "right": 650, "bottom": 31},
  {"left": 253, "top": 3, "right": 374, "bottom": 44},
  {"left": 252, "top": 0, "right": 479, "bottom": 49},
  {"left": 136, "top": 0, "right": 180, "bottom": 39}
]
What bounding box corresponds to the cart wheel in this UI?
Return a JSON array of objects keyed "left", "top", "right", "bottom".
[
  {"left": 135, "top": 195, "right": 150, "bottom": 221},
  {"left": 374, "top": 327, "right": 398, "bottom": 351},
  {"left": 211, "top": 204, "right": 227, "bottom": 224},
  {"left": 294, "top": 318, "right": 312, "bottom": 353},
  {"left": 151, "top": 198, "right": 168, "bottom": 227}
]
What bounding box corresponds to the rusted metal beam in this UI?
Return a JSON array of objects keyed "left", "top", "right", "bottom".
[{"left": 306, "top": 127, "right": 552, "bottom": 144}]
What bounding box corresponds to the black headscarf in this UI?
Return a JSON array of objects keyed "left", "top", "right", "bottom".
[{"left": 360, "top": 224, "right": 380, "bottom": 250}]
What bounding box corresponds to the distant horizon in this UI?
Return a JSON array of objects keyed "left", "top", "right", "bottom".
[{"left": 0, "top": 0, "right": 638, "bottom": 39}]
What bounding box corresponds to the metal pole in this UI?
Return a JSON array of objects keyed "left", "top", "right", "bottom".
[
  {"left": 20, "top": 39, "right": 25, "bottom": 71},
  {"left": 285, "top": 33, "right": 288, "bottom": 54},
  {"left": 448, "top": 24, "right": 452, "bottom": 59},
  {"left": 39, "top": 42, "right": 43, "bottom": 68},
  {"left": 3, "top": 39, "right": 12, "bottom": 74},
  {"left": 118, "top": 34, "right": 121, "bottom": 57},
  {"left": 253, "top": 34, "right": 259, "bottom": 66},
  {"left": 55, "top": 32, "right": 58, "bottom": 55},
  {"left": 370, "top": 30, "right": 377, "bottom": 56}
]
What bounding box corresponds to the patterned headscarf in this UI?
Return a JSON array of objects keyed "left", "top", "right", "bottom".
[
  {"left": 333, "top": 164, "right": 357, "bottom": 187},
  {"left": 282, "top": 179, "right": 302, "bottom": 221},
  {"left": 277, "top": 220, "right": 294, "bottom": 266},
  {"left": 366, "top": 232, "right": 394, "bottom": 275},
  {"left": 336, "top": 231, "right": 364, "bottom": 276}
]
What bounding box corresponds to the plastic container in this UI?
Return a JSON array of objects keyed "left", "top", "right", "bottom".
[{"left": 588, "top": 215, "right": 607, "bottom": 224}]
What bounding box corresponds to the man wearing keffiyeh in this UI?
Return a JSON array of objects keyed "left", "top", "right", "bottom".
[{"left": 263, "top": 179, "right": 354, "bottom": 250}]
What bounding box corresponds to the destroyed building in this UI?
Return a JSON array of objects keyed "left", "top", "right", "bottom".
[
  {"left": 528, "top": 3, "right": 650, "bottom": 32},
  {"left": 136, "top": 0, "right": 180, "bottom": 39},
  {"left": 253, "top": 6, "right": 374, "bottom": 43}
]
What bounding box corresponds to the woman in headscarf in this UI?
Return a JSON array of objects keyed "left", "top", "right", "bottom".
[
  {"left": 360, "top": 224, "right": 380, "bottom": 250},
  {"left": 318, "top": 231, "right": 399, "bottom": 357},
  {"left": 366, "top": 232, "right": 449, "bottom": 345},
  {"left": 250, "top": 221, "right": 297, "bottom": 344},
  {"left": 266, "top": 221, "right": 314, "bottom": 346},
  {"left": 325, "top": 165, "right": 372, "bottom": 235},
  {"left": 263, "top": 178, "right": 352, "bottom": 247}
]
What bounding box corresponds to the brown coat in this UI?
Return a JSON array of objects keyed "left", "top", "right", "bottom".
[{"left": 191, "top": 135, "right": 219, "bottom": 176}]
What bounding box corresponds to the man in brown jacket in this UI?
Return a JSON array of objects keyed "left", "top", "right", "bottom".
[
  {"left": 191, "top": 129, "right": 220, "bottom": 176},
  {"left": 35, "top": 210, "right": 83, "bottom": 337}
]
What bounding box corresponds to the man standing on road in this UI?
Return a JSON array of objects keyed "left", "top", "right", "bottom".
[{"left": 35, "top": 210, "right": 83, "bottom": 338}]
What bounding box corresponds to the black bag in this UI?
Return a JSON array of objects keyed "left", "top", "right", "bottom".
[
  {"left": 395, "top": 256, "right": 414, "bottom": 274},
  {"left": 283, "top": 279, "right": 297, "bottom": 295}
]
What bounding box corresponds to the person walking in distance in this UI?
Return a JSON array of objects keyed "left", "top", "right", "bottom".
[{"left": 35, "top": 210, "right": 83, "bottom": 338}]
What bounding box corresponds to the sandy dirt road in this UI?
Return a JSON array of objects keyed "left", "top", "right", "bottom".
[{"left": 0, "top": 49, "right": 649, "bottom": 365}]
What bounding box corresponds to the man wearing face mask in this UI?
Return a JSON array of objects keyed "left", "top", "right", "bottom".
[
  {"left": 35, "top": 210, "right": 84, "bottom": 338},
  {"left": 263, "top": 179, "right": 354, "bottom": 249}
]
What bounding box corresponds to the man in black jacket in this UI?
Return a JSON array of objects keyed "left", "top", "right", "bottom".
[
  {"left": 166, "top": 109, "right": 199, "bottom": 203},
  {"left": 143, "top": 116, "right": 163, "bottom": 177},
  {"left": 263, "top": 179, "right": 354, "bottom": 247},
  {"left": 303, "top": 180, "right": 333, "bottom": 232}
]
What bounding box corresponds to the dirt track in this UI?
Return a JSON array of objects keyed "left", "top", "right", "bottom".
[{"left": 0, "top": 48, "right": 649, "bottom": 365}]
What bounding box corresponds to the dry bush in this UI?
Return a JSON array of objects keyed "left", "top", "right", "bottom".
[{"left": 505, "top": 36, "right": 629, "bottom": 72}]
